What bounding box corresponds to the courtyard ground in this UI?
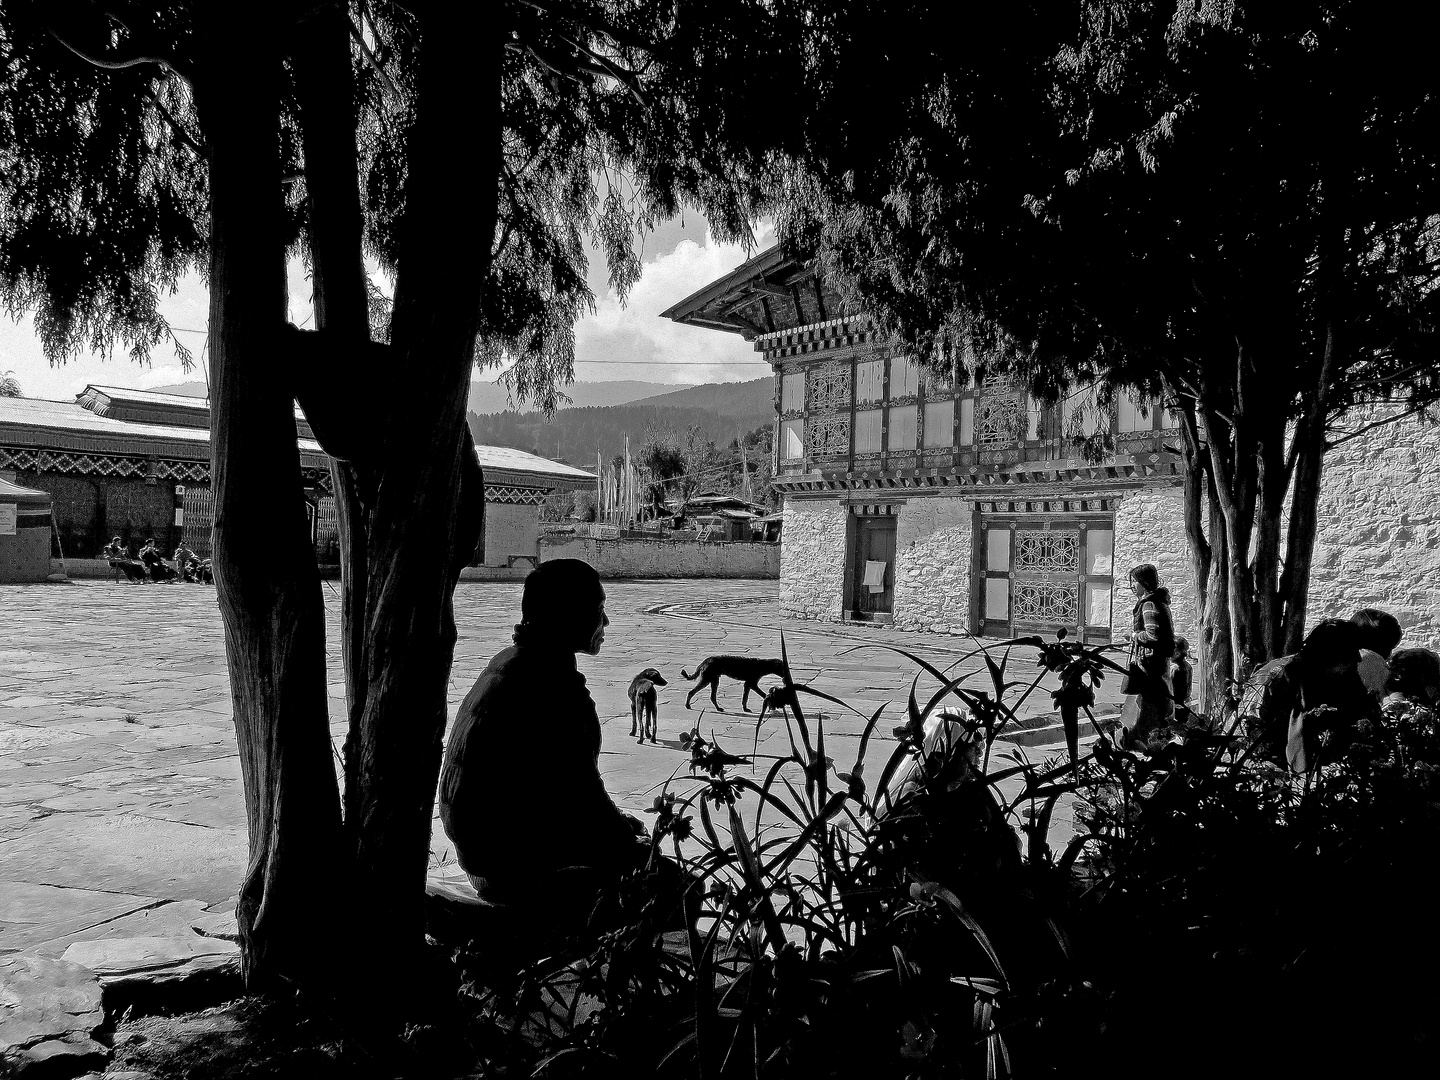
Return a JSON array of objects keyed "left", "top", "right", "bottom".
[{"left": 0, "top": 579, "right": 1119, "bottom": 957}]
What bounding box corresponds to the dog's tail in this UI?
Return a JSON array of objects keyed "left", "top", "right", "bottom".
[{"left": 681, "top": 666, "right": 698, "bottom": 681}]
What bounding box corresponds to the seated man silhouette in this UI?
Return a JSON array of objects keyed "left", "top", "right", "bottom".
[{"left": 439, "top": 559, "right": 689, "bottom": 936}]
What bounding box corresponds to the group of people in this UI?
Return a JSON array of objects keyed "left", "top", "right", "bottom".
[
  {"left": 1119, "top": 562, "right": 1438, "bottom": 770},
  {"left": 103, "top": 536, "right": 212, "bottom": 584}
]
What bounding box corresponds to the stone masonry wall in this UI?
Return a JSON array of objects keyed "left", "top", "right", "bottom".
[
  {"left": 893, "top": 496, "right": 973, "bottom": 634},
  {"left": 540, "top": 535, "right": 779, "bottom": 578},
  {"left": 1307, "top": 410, "right": 1440, "bottom": 649},
  {"left": 1111, "top": 483, "right": 1198, "bottom": 645},
  {"left": 780, "top": 497, "right": 847, "bottom": 621}
]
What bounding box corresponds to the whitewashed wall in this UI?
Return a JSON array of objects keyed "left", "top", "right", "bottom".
[
  {"left": 779, "top": 498, "right": 847, "bottom": 621},
  {"left": 893, "top": 497, "right": 973, "bottom": 634}
]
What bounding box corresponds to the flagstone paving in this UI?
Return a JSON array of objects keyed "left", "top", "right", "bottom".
[{"left": 0, "top": 579, "right": 1119, "bottom": 956}]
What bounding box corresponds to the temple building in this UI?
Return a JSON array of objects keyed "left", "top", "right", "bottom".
[
  {"left": 0, "top": 385, "right": 593, "bottom": 567},
  {"left": 663, "top": 246, "right": 1440, "bottom": 648}
]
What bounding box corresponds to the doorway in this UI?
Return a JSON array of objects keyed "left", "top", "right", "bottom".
[
  {"left": 849, "top": 516, "right": 897, "bottom": 623},
  {"left": 979, "top": 516, "right": 1114, "bottom": 642}
]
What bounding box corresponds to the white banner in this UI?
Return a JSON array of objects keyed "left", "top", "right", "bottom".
[{"left": 0, "top": 505, "right": 16, "bottom": 535}]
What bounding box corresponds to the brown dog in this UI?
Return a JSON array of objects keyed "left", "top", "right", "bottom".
[
  {"left": 628, "top": 668, "right": 667, "bottom": 743},
  {"left": 681, "top": 655, "right": 785, "bottom": 712}
]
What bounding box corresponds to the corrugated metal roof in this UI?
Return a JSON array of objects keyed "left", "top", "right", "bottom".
[
  {"left": 1, "top": 393, "right": 591, "bottom": 482},
  {"left": 472, "top": 444, "right": 595, "bottom": 480},
  {"left": 0, "top": 395, "right": 327, "bottom": 465},
  {"left": 81, "top": 384, "right": 213, "bottom": 409}
]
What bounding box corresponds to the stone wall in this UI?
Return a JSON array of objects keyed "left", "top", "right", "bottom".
[
  {"left": 539, "top": 535, "right": 779, "bottom": 578},
  {"left": 779, "top": 497, "right": 847, "bottom": 620},
  {"left": 1111, "top": 482, "right": 1198, "bottom": 644},
  {"left": 893, "top": 496, "right": 974, "bottom": 634},
  {"left": 1308, "top": 409, "right": 1440, "bottom": 650}
]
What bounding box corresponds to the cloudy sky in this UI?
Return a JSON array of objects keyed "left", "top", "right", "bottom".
[{"left": 0, "top": 216, "right": 773, "bottom": 402}]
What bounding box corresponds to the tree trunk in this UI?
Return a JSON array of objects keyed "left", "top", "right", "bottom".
[
  {"left": 195, "top": 13, "right": 343, "bottom": 989},
  {"left": 341, "top": 7, "right": 497, "bottom": 955},
  {"left": 1172, "top": 387, "right": 1234, "bottom": 714},
  {"left": 290, "top": 2, "right": 375, "bottom": 779},
  {"left": 1277, "top": 317, "right": 1339, "bottom": 655}
]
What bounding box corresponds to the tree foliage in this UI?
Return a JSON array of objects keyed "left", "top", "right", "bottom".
[
  {"left": 780, "top": 1, "right": 1440, "bottom": 700},
  {"left": 0, "top": 0, "right": 811, "bottom": 989}
]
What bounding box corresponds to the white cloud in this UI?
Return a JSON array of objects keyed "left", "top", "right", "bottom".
[
  {"left": 570, "top": 222, "right": 777, "bottom": 385},
  {"left": 0, "top": 225, "right": 772, "bottom": 402}
]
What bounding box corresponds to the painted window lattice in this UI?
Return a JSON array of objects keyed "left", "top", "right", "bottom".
[
  {"left": 806, "top": 362, "right": 851, "bottom": 413},
  {"left": 981, "top": 371, "right": 1017, "bottom": 394},
  {"left": 0, "top": 447, "right": 212, "bottom": 484},
  {"left": 1014, "top": 530, "right": 1080, "bottom": 574},
  {"left": 1013, "top": 581, "right": 1079, "bottom": 625},
  {"left": 484, "top": 485, "right": 548, "bottom": 506},
  {"left": 977, "top": 394, "right": 1022, "bottom": 448},
  {"left": 805, "top": 411, "right": 851, "bottom": 459}
]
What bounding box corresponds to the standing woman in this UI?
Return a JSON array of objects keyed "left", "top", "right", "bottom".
[{"left": 1120, "top": 563, "right": 1175, "bottom": 746}]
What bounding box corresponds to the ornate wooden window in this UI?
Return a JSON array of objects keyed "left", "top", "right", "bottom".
[
  {"left": 887, "top": 405, "right": 918, "bottom": 451},
  {"left": 1013, "top": 580, "right": 1080, "bottom": 625},
  {"left": 780, "top": 418, "right": 804, "bottom": 461},
  {"left": 780, "top": 371, "right": 805, "bottom": 415},
  {"left": 923, "top": 399, "right": 955, "bottom": 448},
  {"left": 805, "top": 412, "right": 850, "bottom": 459},
  {"left": 888, "top": 356, "right": 920, "bottom": 401},
  {"left": 856, "top": 359, "right": 885, "bottom": 404},
  {"left": 806, "top": 361, "right": 851, "bottom": 412},
  {"left": 854, "top": 408, "right": 883, "bottom": 454},
  {"left": 1014, "top": 530, "right": 1080, "bottom": 574},
  {"left": 977, "top": 393, "right": 1022, "bottom": 448}
]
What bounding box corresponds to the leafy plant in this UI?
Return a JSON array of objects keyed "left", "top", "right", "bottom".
[{"left": 455, "top": 634, "right": 1440, "bottom": 1078}]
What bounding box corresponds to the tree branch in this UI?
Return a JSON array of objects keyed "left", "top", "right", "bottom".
[
  {"left": 47, "top": 25, "right": 190, "bottom": 84},
  {"left": 141, "top": 85, "right": 204, "bottom": 160},
  {"left": 1325, "top": 400, "right": 1436, "bottom": 449}
]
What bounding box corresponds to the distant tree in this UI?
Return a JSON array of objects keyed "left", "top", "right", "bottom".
[
  {"left": 786, "top": 1, "right": 1440, "bottom": 707},
  {"left": 0, "top": 370, "right": 20, "bottom": 397}
]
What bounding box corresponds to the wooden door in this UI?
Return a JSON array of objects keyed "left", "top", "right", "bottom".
[
  {"left": 978, "top": 516, "right": 1115, "bottom": 641},
  {"left": 851, "top": 517, "right": 897, "bottom": 621}
]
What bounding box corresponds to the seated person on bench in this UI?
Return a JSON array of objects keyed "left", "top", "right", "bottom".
[{"left": 439, "top": 558, "right": 694, "bottom": 935}]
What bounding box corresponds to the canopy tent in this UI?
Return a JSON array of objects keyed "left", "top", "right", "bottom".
[{"left": 0, "top": 477, "right": 54, "bottom": 583}]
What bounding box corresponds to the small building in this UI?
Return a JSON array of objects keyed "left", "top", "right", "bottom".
[
  {"left": 0, "top": 476, "right": 53, "bottom": 583},
  {"left": 0, "top": 386, "right": 594, "bottom": 568},
  {"left": 663, "top": 246, "right": 1440, "bottom": 647},
  {"left": 470, "top": 445, "right": 595, "bottom": 566},
  {"left": 694, "top": 508, "right": 759, "bottom": 542}
]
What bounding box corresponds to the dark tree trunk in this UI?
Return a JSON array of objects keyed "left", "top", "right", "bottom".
[
  {"left": 1172, "top": 386, "right": 1233, "bottom": 714},
  {"left": 1276, "top": 321, "right": 1338, "bottom": 655},
  {"left": 339, "top": 7, "right": 496, "bottom": 955},
  {"left": 290, "top": 3, "right": 374, "bottom": 750},
  {"left": 195, "top": 12, "right": 342, "bottom": 989}
]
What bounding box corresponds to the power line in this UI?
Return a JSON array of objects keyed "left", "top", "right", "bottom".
[{"left": 166, "top": 325, "right": 767, "bottom": 365}]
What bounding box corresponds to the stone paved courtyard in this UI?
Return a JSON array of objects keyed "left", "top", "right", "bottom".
[{"left": 0, "top": 578, "right": 1117, "bottom": 956}]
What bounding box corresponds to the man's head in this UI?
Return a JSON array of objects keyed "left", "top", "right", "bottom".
[
  {"left": 1301, "top": 618, "right": 1362, "bottom": 681},
  {"left": 516, "top": 558, "right": 608, "bottom": 654},
  {"left": 1350, "top": 608, "right": 1403, "bottom": 659}
]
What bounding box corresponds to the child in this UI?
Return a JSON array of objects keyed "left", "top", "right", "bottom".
[{"left": 1171, "top": 637, "right": 1194, "bottom": 709}]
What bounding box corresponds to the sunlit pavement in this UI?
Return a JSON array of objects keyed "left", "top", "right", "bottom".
[{"left": 0, "top": 579, "right": 1115, "bottom": 954}]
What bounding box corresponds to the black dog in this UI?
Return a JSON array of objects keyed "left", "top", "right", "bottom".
[
  {"left": 681, "top": 655, "right": 786, "bottom": 712},
  {"left": 628, "top": 668, "right": 667, "bottom": 743}
]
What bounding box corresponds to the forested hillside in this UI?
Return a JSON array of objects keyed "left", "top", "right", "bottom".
[
  {"left": 467, "top": 397, "right": 772, "bottom": 466},
  {"left": 631, "top": 378, "right": 771, "bottom": 417}
]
